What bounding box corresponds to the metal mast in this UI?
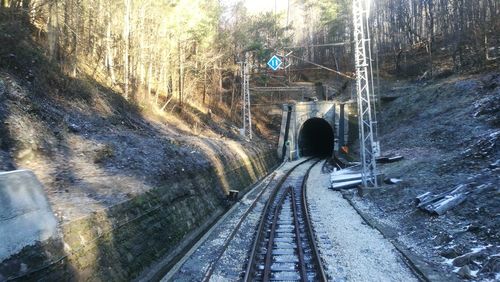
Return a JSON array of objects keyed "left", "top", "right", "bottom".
[
  {"left": 241, "top": 52, "right": 252, "bottom": 139},
  {"left": 353, "top": 0, "right": 378, "bottom": 187}
]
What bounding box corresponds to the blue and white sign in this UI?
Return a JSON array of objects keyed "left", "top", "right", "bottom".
[{"left": 267, "top": 55, "right": 282, "bottom": 71}]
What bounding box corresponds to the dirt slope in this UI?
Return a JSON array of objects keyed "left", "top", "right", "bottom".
[
  {"left": 348, "top": 72, "right": 499, "bottom": 280},
  {"left": 0, "top": 17, "right": 276, "bottom": 224}
]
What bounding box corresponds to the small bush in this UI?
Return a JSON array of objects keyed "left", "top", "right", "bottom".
[{"left": 94, "top": 144, "right": 115, "bottom": 163}]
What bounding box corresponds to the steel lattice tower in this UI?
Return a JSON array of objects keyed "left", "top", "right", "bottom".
[
  {"left": 353, "top": 0, "right": 378, "bottom": 187},
  {"left": 241, "top": 53, "right": 252, "bottom": 140}
]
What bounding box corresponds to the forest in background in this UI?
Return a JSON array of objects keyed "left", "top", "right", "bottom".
[{"left": 1, "top": 0, "right": 498, "bottom": 117}]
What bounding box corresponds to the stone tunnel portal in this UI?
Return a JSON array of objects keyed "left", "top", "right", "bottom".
[{"left": 298, "top": 117, "right": 334, "bottom": 157}]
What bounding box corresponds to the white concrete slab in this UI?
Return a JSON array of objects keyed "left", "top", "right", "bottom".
[{"left": 0, "top": 170, "right": 59, "bottom": 263}]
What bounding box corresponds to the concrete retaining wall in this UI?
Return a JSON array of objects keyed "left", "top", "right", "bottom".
[{"left": 0, "top": 149, "right": 278, "bottom": 281}]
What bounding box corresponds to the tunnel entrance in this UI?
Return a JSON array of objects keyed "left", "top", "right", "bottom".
[{"left": 298, "top": 118, "right": 334, "bottom": 157}]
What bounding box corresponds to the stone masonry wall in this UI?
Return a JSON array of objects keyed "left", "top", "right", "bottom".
[{"left": 0, "top": 149, "right": 278, "bottom": 281}]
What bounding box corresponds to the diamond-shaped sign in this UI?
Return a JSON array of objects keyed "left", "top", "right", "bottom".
[{"left": 267, "top": 55, "right": 282, "bottom": 71}]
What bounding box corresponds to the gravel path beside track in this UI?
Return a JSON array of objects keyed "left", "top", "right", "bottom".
[{"left": 307, "top": 161, "right": 418, "bottom": 282}]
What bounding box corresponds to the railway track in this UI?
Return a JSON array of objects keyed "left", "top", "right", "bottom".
[
  {"left": 196, "top": 159, "right": 313, "bottom": 282},
  {"left": 244, "top": 159, "right": 327, "bottom": 282},
  {"left": 168, "top": 157, "right": 423, "bottom": 282}
]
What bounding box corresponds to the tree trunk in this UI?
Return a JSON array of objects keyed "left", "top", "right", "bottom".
[
  {"left": 123, "top": 0, "right": 131, "bottom": 100},
  {"left": 147, "top": 61, "right": 152, "bottom": 101},
  {"left": 47, "top": 0, "right": 58, "bottom": 61},
  {"left": 203, "top": 65, "right": 207, "bottom": 105},
  {"left": 230, "top": 68, "right": 237, "bottom": 115},
  {"left": 427, "top": 0, "right": 434, "bottom": 76},
  {"left": 70, "top": 0, "right": 78, "bottom": 78},
  {"left": 106, "top": 9, "right": 116, "bottom": 84},
  {"left": 156, "top": 65, "right": 164, "bottom": 106},
  {"left": 178, "top": 40, "right": 183, "bottom": 108},
  {"left": 218, "top": 60, "right": 223, "bottom": 104}
]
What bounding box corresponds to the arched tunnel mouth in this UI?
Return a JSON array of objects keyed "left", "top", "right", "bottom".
[{"left": 298, "top": 118, "right": 334, "bottom": 157}]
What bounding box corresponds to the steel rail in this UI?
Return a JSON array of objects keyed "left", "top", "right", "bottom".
[
  {"left": 200, "top": 172, "right": 278, "bottom": 282},
  {"left": 302, "top": 160, "right": 328, "bottom": 282},
  {"left": 243, "top": 158, "right": 313, "bottom": 281},
  {"left": 290, "top": 188, "right": 308, "bottom": 281},
  {"left": 244, "top": 158, "right": 325, "bottom": 282},
  {"left": 262, "top": 188, "right": 290, "bottom": 281}
]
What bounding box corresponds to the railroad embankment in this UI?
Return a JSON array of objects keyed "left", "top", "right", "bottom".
[
  {"left": 0, "top": 147, "right": 277, "bottom": 281},
  {"left": 0, "top": 18, "right": 279, "bottom": 280},
  {"left": 346, "top": 72, "right": 499, "bottom": 281}
]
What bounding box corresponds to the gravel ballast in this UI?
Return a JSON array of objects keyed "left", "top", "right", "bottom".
[{"left": 307, "top": 161, "right": 418, "bottom": 282}]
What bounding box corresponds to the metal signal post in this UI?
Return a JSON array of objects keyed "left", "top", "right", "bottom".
[{"left": 353, "top": 0, "right": 379, "bottom": 187}]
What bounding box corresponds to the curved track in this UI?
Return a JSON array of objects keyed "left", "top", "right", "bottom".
[
  {"left": 199, "top": 159, "right": 314, "bottom": 281},
  {"left": 244, "top": 159, "right": 327, "bottom": 282}
]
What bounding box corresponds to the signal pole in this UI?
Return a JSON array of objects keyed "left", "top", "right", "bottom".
[{"left": 353, "top": 0, "right": 379, "bottom": 187}]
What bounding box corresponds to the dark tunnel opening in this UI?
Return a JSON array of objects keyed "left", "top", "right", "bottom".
[{"left": 298, "top": 118, "right": 334, "bottom": 157}]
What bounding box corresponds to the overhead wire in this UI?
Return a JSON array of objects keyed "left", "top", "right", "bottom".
[{"left": 285, "top": 53, "right": 356, "bottom": 80}]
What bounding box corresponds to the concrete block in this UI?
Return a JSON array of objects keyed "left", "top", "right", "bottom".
[
  {"left": 227, "top": 190, "right": 239, "bottom": 201},
  {"left": 0, "top": 170, "right": 59, "bottom": 263}
]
